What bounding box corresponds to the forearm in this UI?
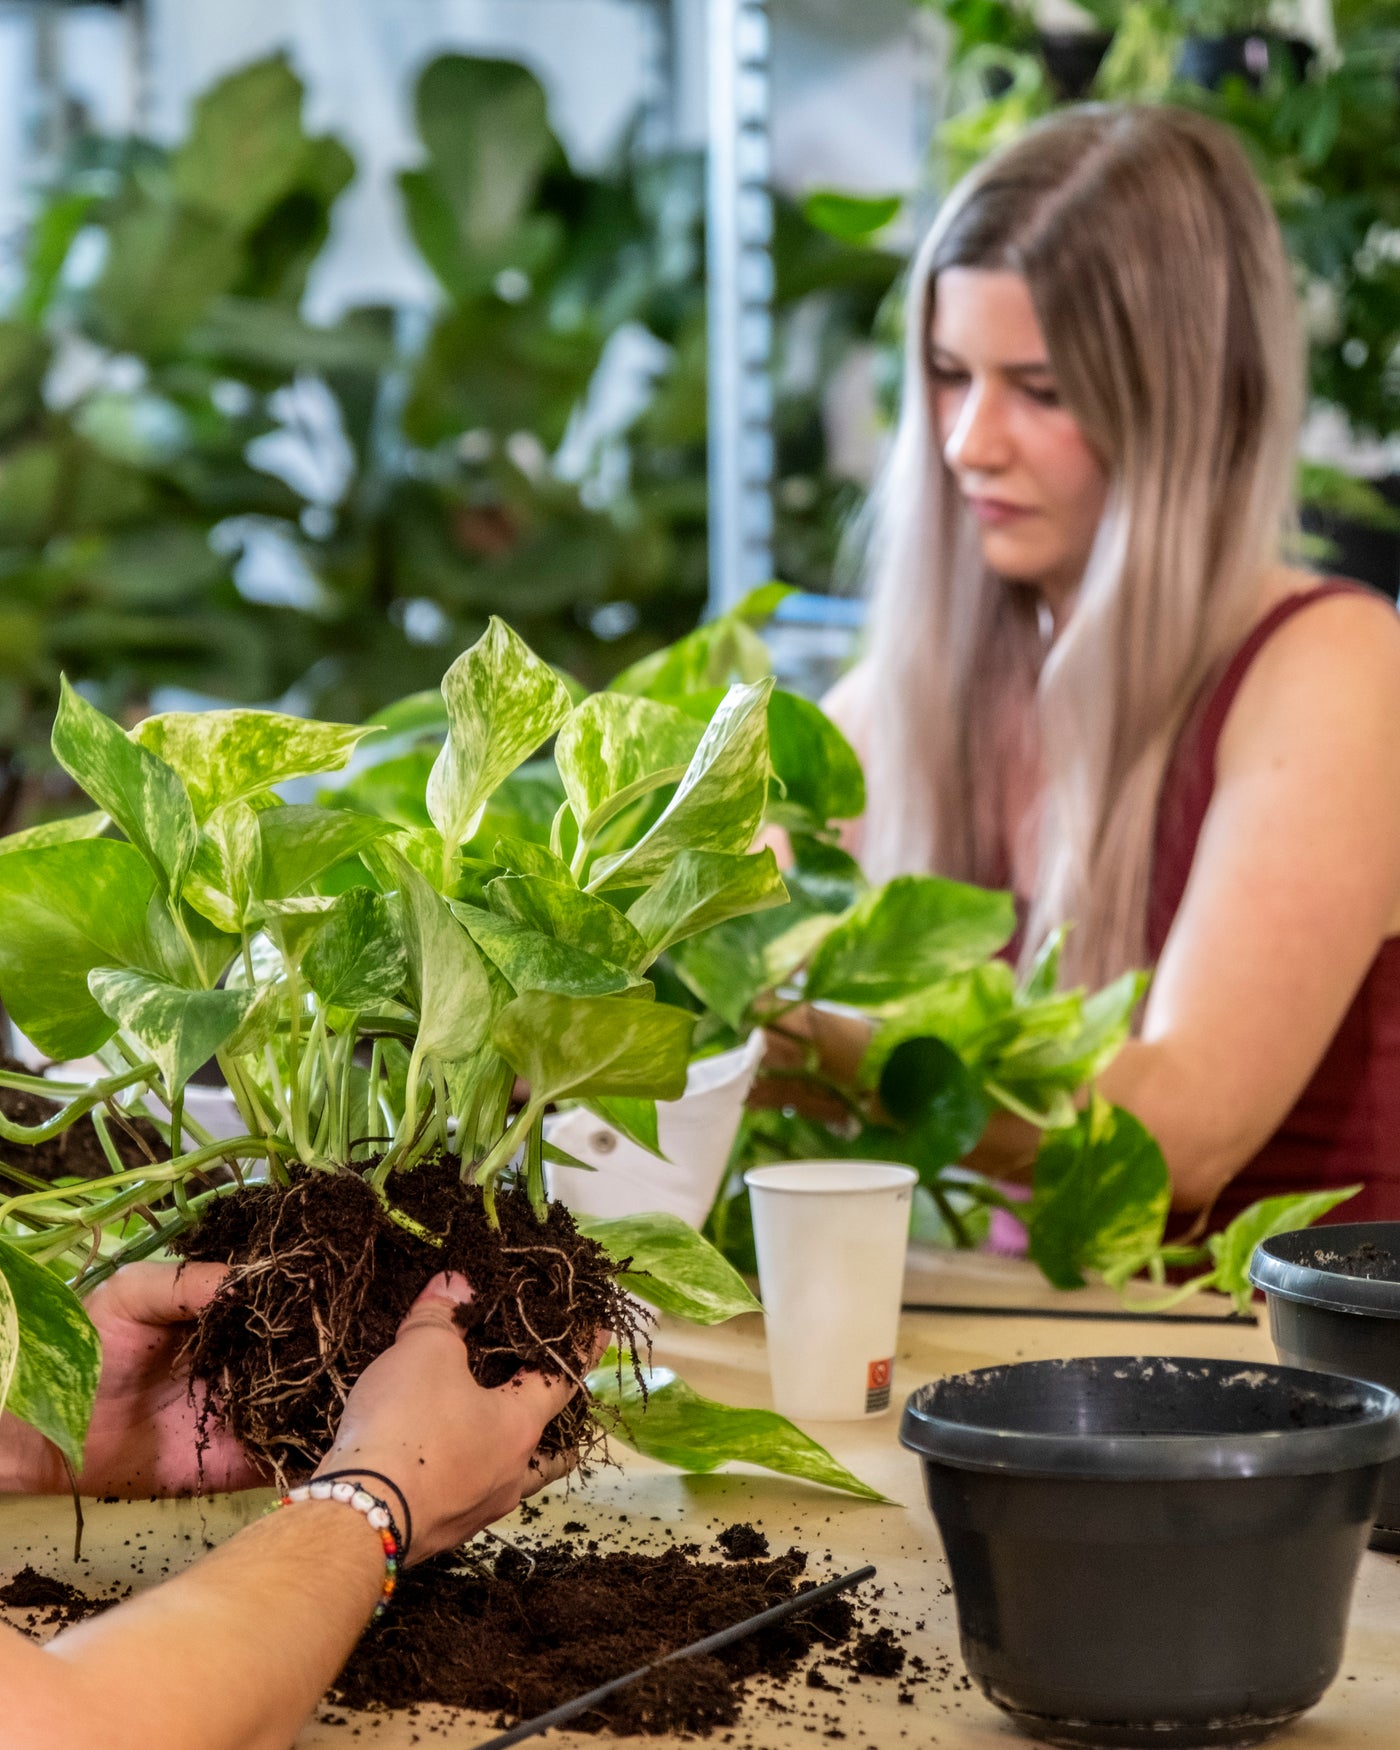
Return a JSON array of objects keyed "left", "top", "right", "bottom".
[{"left": 38, "top": 1502, "right": 382, "bottom": 1750}]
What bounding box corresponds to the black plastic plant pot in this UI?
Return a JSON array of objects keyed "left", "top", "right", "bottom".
[
  {"left": 900, "top": 1356, "right": 1400, "bottom": 1749},
  {"left": 1038, "top": 30, "right": 1114, "bottom": 101},
  {"left": 1176, "top": 32, "right": 1313, "bottom": 91},
  {"left": 1251, "top": 1222, "right": 1400, "bottom": 1552}
]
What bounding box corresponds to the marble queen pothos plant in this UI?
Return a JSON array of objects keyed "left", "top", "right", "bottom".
[{"left": 0, "top": 616, "right": 881, "bottom": 1498}]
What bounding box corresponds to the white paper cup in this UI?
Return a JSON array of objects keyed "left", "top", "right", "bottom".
[{"left": 744, "top": 1160, "right": 916, "bottom": 1421}]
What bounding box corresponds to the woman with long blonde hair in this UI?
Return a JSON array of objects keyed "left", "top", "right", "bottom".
[{"left": 821, "top": 103, "right": 1400, "bottom": 1228}]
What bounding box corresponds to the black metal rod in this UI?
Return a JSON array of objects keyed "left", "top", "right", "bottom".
[
  {"left": 469, "top": 1563, "right": 878, "bottom": 1750},
  {"left": 902, "top": 1300, "right": 1258, "bottom": 1326}
]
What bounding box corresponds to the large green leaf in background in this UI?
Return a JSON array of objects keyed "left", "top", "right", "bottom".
[
  {"left": 52, "top": 678, "right": 197, "bottom": 904},
  {"left": 87, "top": 967, "right": 262, "bottom": 1098},
  {"left": 0, "top": 1239, "right": 100, "bottom": 1473},
  {"left": 576, "top": 1213, "right": 761, "bottom": 1324},
  {"left": 804, "top": 876, "right": 1017, "bottom": 1009},
  {"left": 1027, "top": 1098, "right": 1172, "bottom": 1290},
  {"left": 765, "top": 689, "right": 866, "bottom": 833},
  {"left": 588, "top": 1351, "right": 885, "bottom": 1501},
  {"left": 0, "top": 840, "right": 160, "bottom": 1059},
  {"left": 131, "top": 710, "right": 379, "bottom": 822},
  {"left": 626, "top": 848, "right": 788, "bottom": 964},
  {"left": 388, "top": 853, "right": 492, "bottom": 1062},
  {"left": 610, "top": 583, "right": 789, "bottom": 700},
  {"left": 427, "top": 618, "right": 574, "bottom": 864},
  {"left": 400, "top": 55, "right": 559, "bottom": 300},
  {"left": 1209, "top": 1186, "right": 1361, "bottom": 1313},
  {"left": 588, "top": 679, "right": 775, "bottom": 891},
  {"left": 554, "top": 692, "right": 703, "bottom": 842},
  {"left": 878, "top": 1036, "right": 991, "bottom": 1180},
  {"left": 492, "top": 989, "right": 695, "bottom": 1105}
]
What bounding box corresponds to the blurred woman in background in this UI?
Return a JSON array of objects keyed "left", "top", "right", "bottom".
[{"left": 820, "top": 104, "right": 1400, "bottom": 1232}]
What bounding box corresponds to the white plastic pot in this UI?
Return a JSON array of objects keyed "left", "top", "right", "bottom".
[{"left": 544, "top": 1029, "right": 767, "bottom": 1229}]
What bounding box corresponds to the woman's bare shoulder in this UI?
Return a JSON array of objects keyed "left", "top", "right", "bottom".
[{"left": 1221, "top": 580, "right": 1400, "bottom": 773}]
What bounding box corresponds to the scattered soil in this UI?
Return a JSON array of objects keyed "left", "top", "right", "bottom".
[
  {"left": 0, "top": 1566, "right": 117, "bottom": 1629},
  {"left": 0, "top": 1056, "right": 167, "bottom": 1185},
  {"left": 1313, "top": 1240, "right": 1400, "bottom": 1283},
  {"left": 331, "top": 1533, "right": 892, "bottom": 1734},
  {"left": 716, "top": 1522, "right": 770, "bottom": 1560},
  {"left": 173, "top": 1157, "right": 650, "bottom": 1481}
]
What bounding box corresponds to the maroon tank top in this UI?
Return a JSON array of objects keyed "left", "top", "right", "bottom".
[{"left": 1150, "top": 580, "right": 1400, "bottom": 1230}]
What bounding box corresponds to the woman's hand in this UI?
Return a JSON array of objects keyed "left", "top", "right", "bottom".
[
  {"left": 316, "top": 1272, "right": 587, "bottom": 1563},
  {"left": 0, "top": 1262, "right": 265, "bottom": 1498}
]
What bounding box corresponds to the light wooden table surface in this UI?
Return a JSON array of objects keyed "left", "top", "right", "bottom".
[{"left": 2, "top": 1248, "right": 1398, "bottom": 1749}]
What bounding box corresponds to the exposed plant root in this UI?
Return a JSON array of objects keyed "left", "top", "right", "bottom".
[{"left": 174, "top": 1157, "right": 651, "bottom": 1484}]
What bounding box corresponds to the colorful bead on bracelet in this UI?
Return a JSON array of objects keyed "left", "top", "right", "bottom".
[{"left": 269, "top": 1478, "right": 401, "bottom": 1619}]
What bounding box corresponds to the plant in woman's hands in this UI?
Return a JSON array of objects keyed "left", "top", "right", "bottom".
[{"left": 0, "top": 608, "right": 877, "bottom": 1502}]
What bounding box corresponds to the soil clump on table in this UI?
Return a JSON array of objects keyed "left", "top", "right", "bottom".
[
  {"left": 330, "top": 1530, "right": 906, "bottom": 1735},
  {"left": 1313, "top": 1240, "right": 1400, "bottom": 1282},
  {"left": 0, "top": 1565, "right": 119, "bottom": 1629},
  {"left": 0, "top": 1056, "right": 167, "bottom": 1185},
  {"left": 173, "top": 1156, "right": 648, "bottom": 1479}
]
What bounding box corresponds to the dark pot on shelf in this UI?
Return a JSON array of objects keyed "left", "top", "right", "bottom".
[
  {"left": 1251, "top": 1222, "right": 1400, "bottom": 1550},
  {"left": 900, "top": 1355, "right": 1400, "bottom": 1748},
  {"left": 1176, "top": 31, "right": 1314, "bottom": 91},
  {"left": 1300, "top": 475, "right": 1400, "bottom": 603},
  {"left": 1038, "top": 30, "right": 1114, "bottom": 101}
]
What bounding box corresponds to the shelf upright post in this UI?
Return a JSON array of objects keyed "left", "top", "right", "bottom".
[{"left": 706, "top": 0, "right": 773, "bottom": 616}]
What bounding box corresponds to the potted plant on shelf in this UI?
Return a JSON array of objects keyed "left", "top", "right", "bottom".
[{"left": 0, "top": 615, "right": 883, "bottom": 1502}]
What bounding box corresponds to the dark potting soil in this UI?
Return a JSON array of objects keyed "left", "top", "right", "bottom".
[
  {"left": 0, "top": 1056, "right": 167, "bottom": 1184},
  {"left": 0, "top": 1565, "right": 118, "bottom": 1629},
  {"left": 172, "top": 1157, "right": 649, "bottom": 1479},
  {"left": 715, "top": 1521, "right": 770, "bottom": 1560},
  {"left": 330, "top": 1534, "right": 902, "bottom": 1735},
  {"left": 1313, "top": 1240, "right": 1400, "bottom": 1283}
]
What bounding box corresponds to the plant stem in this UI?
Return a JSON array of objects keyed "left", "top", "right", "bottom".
[
  {"left": 470, "top": 1102, "right": 538, "bottom": 1229},
  {"left": 0, "top": 1062, "right": 159, "bottom": 1145},
  {"left": 431, "top": 1060, "right": 450, "bottom": 1157},
  {"left": 365, "top": 1039, "right": 384, "bottom": 1159},
  {"left": 525, "top": 1119, "right": 547, "bottom": 1221}
]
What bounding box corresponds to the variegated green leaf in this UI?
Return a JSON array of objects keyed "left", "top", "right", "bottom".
[
  {"left": 427, "top": 618, "right": 573, "bottom": 859},
  {"left": 587, "top": 679, "right": 775, "bottom": 892},
  {"left": 492, "top": 989, "right": 694, "bottom": 1106},
  {"left": 554, "top": 692, "right": 702, "bottom": 842},
  {"left": 388, "top": 851, "right": 492, "bottom": 1061},
  {"left": 87, "top": 966, "right": 262, "bottom": 1097},
  {"left": 0, "top": 812, "right": 108, "bottom": 856},
  {"left": 302, "top": 888, "right": 407, "bottom": 1011},
  {"left": 0, "top": 1239, "right": 99, "bottom": 1473},
  {"left": 626, "top": 848, "right": 787, "bottom": 963},
  {"left": 53, "top": 677, "right": 197, "bottom": 902},
  {"left": 575, "top": 1211, "right": 760, "bottom": 1323},
  {"left": 131, "top": 709, "right": 379, "bottom": 822},
  {"left": 0, "top": 840, "right": 160, "bottom": 1059},
  {"left": 486, "top": 873, "right": 647, "bottom": 970}
]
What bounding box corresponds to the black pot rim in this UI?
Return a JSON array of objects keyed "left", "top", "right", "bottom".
[
  {"left": 899, "top": 1355, "right": 1400, "bottom": 1481},
  {"left": 1250, "top": 1221, "right": 1400, "bottom": 1319}
]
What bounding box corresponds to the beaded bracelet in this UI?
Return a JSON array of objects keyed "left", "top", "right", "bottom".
[{"left": 268, "top": 1477, "right": 403, "bottom": 1620}]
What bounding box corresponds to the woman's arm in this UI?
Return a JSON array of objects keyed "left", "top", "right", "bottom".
[
  {"left": 0, "top": 1272, "right": 578, "bottom": 1750},
  {"left": 1099, "top": 589, "right": 1400, "bottom": 1211}
]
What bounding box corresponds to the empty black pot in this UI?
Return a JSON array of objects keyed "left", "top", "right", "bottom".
[
  {"left": 1176, "top": 32, "right": 1313, "bottom": 91},
  {"left": 1251, "top": 1221, "right": 1400, "bottom": 1551},
  {"left": 901, "top": 1356, "right": 1400, "bottom": 1748}
]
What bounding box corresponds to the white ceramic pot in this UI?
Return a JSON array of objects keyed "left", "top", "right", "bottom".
[{"left": 544, "top": 1028, "right": 767, "bottom": 1229}]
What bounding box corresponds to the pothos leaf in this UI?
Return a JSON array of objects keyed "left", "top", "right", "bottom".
[
  {"left": 1211, "top": 1186, "right": 1362, "bottom": 1313},
  {"left": 53, "top": 676, "right": 197, "bottom": 903},
  {"left": 1026, "top": 1097, "right": 1171, "bottom": 1291},
  {"left": 0, "top": 1238, "right": 100, "bottom": 1472},
  {"left": 492, "top": 990, "right": 695, "bottom": 1106},
  {"left": 86, "top": 966, "right": 262, "bottom": 1098},
  {"left": 583, "top": 1094, "right": 661, "bottom": 1156},
  {"left": 588, "top": 1351, "right": 886, "bottom": 1500},
  {"left": 574, "top": 1212, "right": 760, "bottom": 1323},
  {"left": 130, "top": 709, "right": 379, "bottom": 822}
]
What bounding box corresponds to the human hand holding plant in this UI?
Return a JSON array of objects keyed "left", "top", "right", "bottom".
[
  {"left": 315, "top": 1272, "right": 593, "bottom": 1563},
  {"left": 0, "top": 1262, "right": 265, "bottom": 1498}
]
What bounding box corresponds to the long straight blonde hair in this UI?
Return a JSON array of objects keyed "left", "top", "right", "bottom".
[{"left": 861, "top": 104, "right": 1303, "bottom": 988}]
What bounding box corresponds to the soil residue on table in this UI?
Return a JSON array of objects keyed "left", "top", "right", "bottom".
[
  {"left": 0, "top": 1565, "right": 120, "bottom": 1629},
  {"left": 173, "top": 1158, "right": 649, "bottom": 1480},
  {"left": 330, "top": 1531, "right": 906, "bottom": 1735},
  {"left": 0, "top": 1057, "right": 167, "bottom": 1185}
]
